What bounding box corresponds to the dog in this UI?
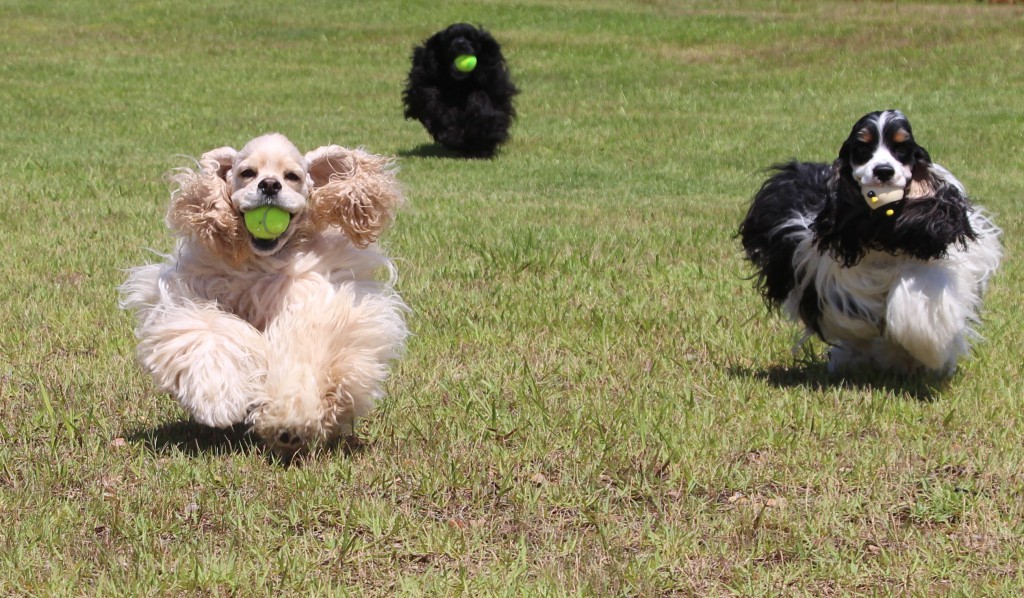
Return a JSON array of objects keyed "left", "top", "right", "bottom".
[
  {"left": 120, "top": 133, "right": 408, "bottom": 454},
  {"left": 739, "top": 110, "right": 1001, "bottom": 376},
  {"left": 402, "top": 23, "right": 519, "bottom": 158}
]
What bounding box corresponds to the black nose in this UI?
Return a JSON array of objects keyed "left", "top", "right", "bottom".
[
  {"left": 258, "top": 178, "right": 281, "bottom": 195},
  {"left": 873, "top": 165, "right": 895, "bottom": 182}
]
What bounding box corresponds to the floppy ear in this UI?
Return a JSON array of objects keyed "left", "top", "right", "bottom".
[
  {"left": 907, "top": 145, "right": 935, "bottom": 200},
  {"left": 305, "top": 146, "right": 404, "bottom": 248},
  {"left": 165, "top": 146, "right": 250, "bottom": 263},
  {"left": 199, "top": 146, "right": 235, "bottom": 180},
  {"left": 475, "top": 28, "right": 504, "bottom": 63},
  {"left": 897, "top": 156, "right": 977, "bottom": 260},
  {"left": 908, "top": 164, "right": 936, "bottom": 200}
]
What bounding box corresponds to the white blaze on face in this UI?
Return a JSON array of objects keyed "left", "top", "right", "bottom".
[{"left": 851, "top": 111, "right": 913, "bottom": 189}]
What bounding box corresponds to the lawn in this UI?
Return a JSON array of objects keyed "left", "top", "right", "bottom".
[{"left": 1, "top": 0, "right": 1023, "bottom": 595}]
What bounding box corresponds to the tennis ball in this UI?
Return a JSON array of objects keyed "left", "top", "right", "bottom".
[
  {"left": 454, "top": 54, "right": 477, "bottom": 73},
  {"left": 244, "top": 206, "right": 291, "bottom": 240}
]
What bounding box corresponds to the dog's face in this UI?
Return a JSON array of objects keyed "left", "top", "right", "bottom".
[
  {"left": 816, "top": 111, "right": 976, "bottom": 266},
  {"left": 839, "top": 110, "right": 931, "bottom": 193},
  {"left": 199, "top": 134, "right": 311, "bottom": 256},
  {"left": 224, "top": 134, "right": 310, "bottom": 255},
  {"left": 426, "top": 23, "right": 499, "bottom": 82},
  {"left": 170, "top": 134, "right": 404, "bottom": 263}
]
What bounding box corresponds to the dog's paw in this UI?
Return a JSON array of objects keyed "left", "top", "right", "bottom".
[
  {"left": 826, "top": 343, "right": 874, "bottom": 376},
  {"left": 267, "top": 429, "right": 307, "bottom": 455},
  {"left": 245, "top": 403, "right": 306, "bottom": 455}
]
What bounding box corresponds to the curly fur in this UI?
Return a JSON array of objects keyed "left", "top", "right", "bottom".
[
  {"left": 305, "top": 146, "right": 404, "bottom": 247},
  {"left": 121, "top": 134, "right": 408, "bottom": 455},
  {"left": 403, "top": 23, "right": 519, "bottom": 158},
  {"left": 739, "top": 111, "right": 1002, "bottom": 376},
  {"left": 166, "top": 164, "right": 250, "bottom": 264}
]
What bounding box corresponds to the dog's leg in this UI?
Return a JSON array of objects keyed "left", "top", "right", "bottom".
[
  {"left": 133, "top": 301, "right": 269, "bottom": 428},
  {"left": 252, "top": 279, "right": 406, "bottom": 453},
  {"left": 884, "top": 263, "right": 967, "bottom": 374},
  {"left": 827, "top": 339, "right": 876, "bottom": 374},
  {"left": 830, "top": 339, "right": 924, "bottom": 376}
]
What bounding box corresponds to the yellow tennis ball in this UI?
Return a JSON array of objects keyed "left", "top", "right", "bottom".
[
  {"left": 244, "top": 206, "right": 291, "bottom": 240},
  {"left": 454, "top": 54, "right": 477, "bottom": 73}
]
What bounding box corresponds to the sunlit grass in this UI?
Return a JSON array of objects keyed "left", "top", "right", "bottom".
[{"left": 1, "top": 0, "right": 1023, "bottom": 594}]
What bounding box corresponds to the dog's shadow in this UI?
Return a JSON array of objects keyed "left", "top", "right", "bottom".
[
  {"left": 127, "top": 420, "right": 262, "bottom": 457},
  {"left": 730, "top": 360, "right": 945, "bottom": 402},
  {"left": 398, "top": 143, "right": 492, "bottom": 160},
  {"left": 126, "top": 420, "right": 367, "bottom": 464}
]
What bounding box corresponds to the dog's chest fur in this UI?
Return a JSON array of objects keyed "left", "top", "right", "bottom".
[
  {"left": 171, "top": 233, "right": 389, "bottom": 331},
  {"left": 787, "top": 239, "right": 919, "bottom": 341}
]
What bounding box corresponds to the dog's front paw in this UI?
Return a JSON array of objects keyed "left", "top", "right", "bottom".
[
  {"left": 246, "top": 405, "right": 309, "bottom": 456},
  {"left": 827, "top": 344, "right": 866, "bottom": 375},
  {"left": 266, "top": 428, "right": 307, "bottom": 455}
]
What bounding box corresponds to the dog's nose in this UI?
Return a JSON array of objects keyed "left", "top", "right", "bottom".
[
  {"left": 873, "top": 165, "right": 895, "bottom": 182},
  {"left": 258, "top": 178, "right": 282, "bottom": 196}
]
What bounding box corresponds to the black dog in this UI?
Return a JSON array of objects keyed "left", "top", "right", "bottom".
[
  {"left": 403, "top": 23, "right": 519, "bottom": 158},
  {"left": 739, "top": 110, "right": 1001, "bottom": 376}
]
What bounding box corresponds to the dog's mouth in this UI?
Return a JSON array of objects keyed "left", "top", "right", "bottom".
[
  {"left": 250, "top": 235, "right": 285, "bottom": 255},
  {"left": 241, "top": 207, "right": 298, "bottom": 256},
  {"left": 450, "top": 63, "right": 474, "bottom": 81},
  {"left": 861, "top": 185, "right": 905, "bottom": 213},
  {"left": 449, "top": 38, "right": 476, "bottom": 80}
]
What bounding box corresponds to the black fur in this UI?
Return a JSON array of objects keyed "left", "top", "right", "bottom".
[
  {"left": 740, "top": 160, "right": 831, "bottom": 307},
  {"left": 402, "top": 23, "right": 519, "bottom": 158},
  {"left": 739, "top": 110, "right": 978, "bottom": 338}
]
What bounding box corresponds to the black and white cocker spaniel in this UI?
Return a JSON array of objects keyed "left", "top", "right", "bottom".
[{"left": 739, "top": 110, "right": 1001, "bottom": 376}]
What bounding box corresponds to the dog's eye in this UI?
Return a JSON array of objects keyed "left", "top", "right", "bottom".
[
  {"left": 284, "top": 172, "right": 301, "bottom": 182},
  {"left": 239, "top": 168, "right": 256, "bottom": 179}
]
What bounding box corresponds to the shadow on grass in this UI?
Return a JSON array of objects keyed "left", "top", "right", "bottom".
[
  {"left": 128, "top": 420, "right": 262, "bottom": 457},
  {"left": 397, "top": 143, "right": 493, "bottom": 160},
  {"left": 730, "top": 360, "right": 945, "bottom": 402},
  {"left": 127, "top": 420, "right": 368, "bottom": 465}
]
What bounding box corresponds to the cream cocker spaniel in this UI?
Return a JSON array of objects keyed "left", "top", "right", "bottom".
[{"left": 121, "top": 133, "right": 408, "bottom": 454}]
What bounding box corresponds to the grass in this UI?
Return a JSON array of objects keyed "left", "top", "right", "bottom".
[{"left": 2, "top": 0, "right": 1024, "bottom": 594}]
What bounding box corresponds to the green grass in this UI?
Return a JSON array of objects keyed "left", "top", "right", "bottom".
[{"left": 2, "top": 0, "right": 1024, "bottom": 594}]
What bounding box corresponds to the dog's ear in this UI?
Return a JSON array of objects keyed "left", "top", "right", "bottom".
[
  {"left": 836, "top": 137, "right": 853, "bottom": 167},
  {"left": 899, "top": 161, "right": 976, "bottom": 257},
  {"left": 305, "top": 146, "right": 404, "bottom": 248},
  {"left": 199, "top": 146, "right": 236, "bottom": 181},
  {"left": 165, "top": 147, "right": 250, "bottom": 263},
  {"left": 908, "top": 163, "right": 937, "bottom": 200},
  {"left": 475, "top": 28, "right": 503, "bottom": 61},
  {"left": 825, "top": 155, "right": 846, "bottom": 194},
  {"left": 912, "top": 143, "right": 932, "bottom": 168},
  {"left": 412, "top": 44, "right": 438, "bottom": 76},
  {"left": 906, "top": 142, "right": 939, "bottom": 200}
]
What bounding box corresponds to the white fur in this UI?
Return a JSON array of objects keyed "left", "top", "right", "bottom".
[
  {"left": 121, "top": 135, "right": 407, "bottom": 453},
  {"left": 783, "top": 207, "right": 1001, "bottom": 376}
]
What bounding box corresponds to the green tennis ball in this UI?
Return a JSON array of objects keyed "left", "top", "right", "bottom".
[
  {"left": 244, "top": 206, "right": 291, "bottom": 240},
  {"left": 454, "top": 54, "right": 477, "bottom": 73}
]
